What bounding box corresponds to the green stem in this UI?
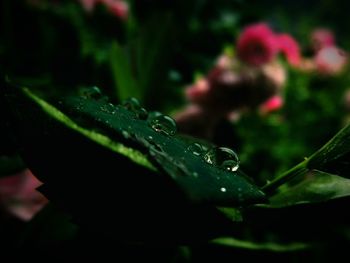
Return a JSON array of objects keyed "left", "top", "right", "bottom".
[{"left": 262, "top": 159, "right": 309, "bottom": 194}]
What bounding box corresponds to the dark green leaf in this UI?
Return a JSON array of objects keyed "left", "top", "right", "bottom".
[{"left": 62, "top": 95, "right": 265, "bottom": 206}]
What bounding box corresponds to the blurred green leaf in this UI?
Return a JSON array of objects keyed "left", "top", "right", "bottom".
[
  {"left": 110, "top": 41, "right": 140, "bottom": 101},
  {"left": 217, "top": 207, "right": 243, "bottom": 222},
  {"left": 211, "top": 237, "right": 310, "bottom": 252},
  {"left": 133, "top": 13, "right": 173, "bottom": 95}
]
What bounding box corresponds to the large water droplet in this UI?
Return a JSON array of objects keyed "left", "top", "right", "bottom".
[
  {"left": 148, "top": 115, "right": 177, "bottom": 136},
  {"left": 187, "top": 143, "right": 205, "bottom": 156},
  {"left": 203, "top": 147, "right": 240, "bottom": 172},
  {"left": 122, "top": 98, "right": 148, "bottom": 119}
]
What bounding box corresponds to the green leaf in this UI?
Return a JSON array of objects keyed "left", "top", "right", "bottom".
[
  {"left": 269, "top": 170, "right": 350, "bottom": 207},
  {"left": 308, "top": 123, "right": 350, "bottom": 171},
  {"left": 25, "top": 88, "right": 155, "bottom": 171},
  {"left": 110, "top": 41, "right": 140, "bottom": 101},
  {"left": 263, "top": 122, "right": 350, "bottom": 194},
  {"left": 211, "top": 237, "right": 310, "bottom": 252}
]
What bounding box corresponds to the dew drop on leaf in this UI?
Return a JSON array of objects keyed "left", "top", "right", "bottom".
[
  {"left": 122, "top": 98, "right": 148, "bottom": 119},
  {"left": 147, "top": 115, "right": 177, "bottom": 136},
  {"left": 203, "top": 147, "right": 240, "bottom": 172},
  {"left": 148, "top": 111, "right": 162, "bottom": 119},
  {"left": 187, "top": 143, "right": 205, "bottom": 156},
  {"left": 122, "top": 130, "right": 130, "bottom": 139},
  {"left": 82, "top": 86, "right": 102, "bottom": 100}
]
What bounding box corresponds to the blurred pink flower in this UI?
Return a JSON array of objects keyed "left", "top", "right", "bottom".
[
  {"left": 297, "top": 58, "right": 317, "bottom": 73},
  {"left": 259, "top": 95, "right": 284, "bottom": 115},
  {"left": 78, "top": 0, "right": 128, "bottom": 19},
  {"left": 311, "top": 28, "right": 335, "bottom": 51},
  {"left": 175, "top": 105, "right": 219, "bottom": 139},
  {"left": 185, "top": 77, "right": 210, "bottom": 104},
  {"left": 315, "top": 46, "right": 348, "bottom": 75},
  {"left": 215, "top": 54, "right": 237, "bottom": 70},
  {"left": 261, "top": 61, "right": 287, "bottom": 90},
  {"left": 0, "top": 169, "right": 48, "bottom": 221},
  {"left": 237, "top": 23, "right": 279, "bottom": 66},
  {"left": 78, "top": 0, "right": 98, "bottom": 12},
  {"left": 277, "top": 34, "right": 301, "bottom": 66},
  {"left": 102, "top": 0, "right": 129, "bottom": 20}
]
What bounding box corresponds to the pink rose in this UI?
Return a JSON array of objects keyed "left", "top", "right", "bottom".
[
  {"left": 102, "top": 0, "right": 129, "bottom": 20},
  {"left": 78, "top": 0, "right": 129, "bottom": 19},
  {"left": 237, "top": 23, "right": 279, "bottom": 66},
  {"left": 0, "top": 169, "right": 48, "bottom": 221},
  {"left": 276, "top": 34, "right": 301, "bottom": 66},
  {"left": 315, "top": 46, "right": 348, "bottom": 75},
  {"left": 78, "top": 0, "right": 98, "bottom": 12},
  {"left": 311, "top": 28, "right": 335, "bottom": 51},
  {"left": 185, "top": 77, "right": 210, "bottom": 104}
]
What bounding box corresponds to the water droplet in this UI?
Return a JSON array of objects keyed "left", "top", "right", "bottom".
[
  {"left": 101, "top": 103, "right": 115, "bottom": 113},
  {"left": 148, "top": 111, "right": 162, "bottom": 119},
  {"left": 122, "top": 98, "right": 148, "bottom": 119},
  {"left": 148, "top": 115, "right": 177, "bottom": 136},
  {"left": 150, "top": 144, "right": 162, "bottom": 153},
  {"left": 203, "top": 147, "right": 240, "bottom": 172},
  {"left": 220, "top": 187, "right": 227, "bottom": 192},
  {"left": 122, "top": 130, "right": 130, "bottom": 139},
  {"left": 187, "top": 143, "right": 205, "bottom": 156},
  {"left": 147, "top": 139, "right": 163, "bottom": 153},
  {"left": 82, "top": 86, "right": 102, "bottom": 99}
]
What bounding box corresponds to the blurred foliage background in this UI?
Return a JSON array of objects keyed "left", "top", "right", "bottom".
[{"left": 1, "top": 0, "right": 350, "bottom": 261}]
